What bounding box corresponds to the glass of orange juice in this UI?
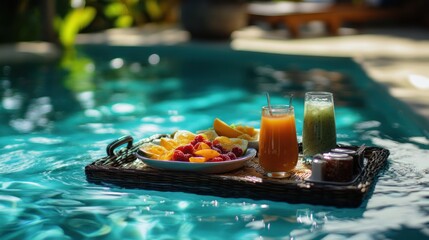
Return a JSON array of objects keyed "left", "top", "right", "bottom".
[{"left": 259, "top": 105, "right": 299, "bottom": 178}]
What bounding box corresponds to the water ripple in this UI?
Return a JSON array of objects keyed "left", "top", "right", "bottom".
[
  {"left": 0, "top": 150, "right": 39, "bottom": 174},
  {"left": 28, "top": 137, "right": 65, "bottom": 145}
]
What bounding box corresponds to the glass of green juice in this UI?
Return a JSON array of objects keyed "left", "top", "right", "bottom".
[{"left": 302, "top": 92, "right": 337, "bottom": 160}]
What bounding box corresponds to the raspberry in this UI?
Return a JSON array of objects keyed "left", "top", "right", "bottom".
[
  {"left": 213, "top": 143, "right": 222, "bottom": 150},
  {"left": 213, "top": 144, "right": 226, "bottom": 153},
  {"left": 226, "top": 152, "right": 237, "bottom": 160},
  {"left": 212, "top": 147, "right": 223, "bottom": 154},
  {"left": 176, "top": 145, "right": 186, "bottom": 152},
  {"left": 181, "top": 144, "right": 195, "bottom": 154},
  {"left": 172, "top": 150, "right": 186, "bottom": 161},
  {"left": 184, "top": 153, "right": 193, "bottom": 162},
  {"left": 191, "top": 135, "right": 206, "bottom": 145},
  {"left": 220, "top": 154, "right": 231, "bottom": 161},
  {"left": 194, "top": 135, "right": 205, "bottom": 143},
  {"left": 232, "top": 147, "right": 243, "bottom": 157},
  {"left": 194, "top": 142, "right": 202, "bottom": 149},
  {"left": 209, "top": 156, "right": 224, "bottom": 162}
]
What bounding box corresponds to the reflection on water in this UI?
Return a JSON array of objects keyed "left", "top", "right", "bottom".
[{"left": 0, "top": 48, "right": 428, "bottom": 239}]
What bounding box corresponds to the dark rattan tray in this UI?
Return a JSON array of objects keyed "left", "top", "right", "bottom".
[{"left": 85, "top": 134, "right": 389, "bottom": 208}]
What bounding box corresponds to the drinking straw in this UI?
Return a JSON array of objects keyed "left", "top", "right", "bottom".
[
  {"left": 265, "top": 92, "right": 273, "bottom": 116},
  {"left": 289, "top": 93, "right": 294, "bottom": 108}
]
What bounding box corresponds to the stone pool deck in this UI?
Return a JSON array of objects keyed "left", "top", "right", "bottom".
[{"left": 2, "top": 25, "right": 428, "bottom": 136}]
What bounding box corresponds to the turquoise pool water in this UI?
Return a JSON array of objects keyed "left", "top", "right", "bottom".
[{"left": 1, "top": 44, "right": 428, "bottom": 239}]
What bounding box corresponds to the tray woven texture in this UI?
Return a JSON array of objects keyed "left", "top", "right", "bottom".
[{"left": 85, "top": 134, "right": 390, "bottom": 208}]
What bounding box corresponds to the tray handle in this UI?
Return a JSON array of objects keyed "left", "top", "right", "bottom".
[{"left": 106, "top": 135, "right": 134, "bottom": 157}]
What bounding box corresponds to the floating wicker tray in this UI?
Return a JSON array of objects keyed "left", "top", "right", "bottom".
[{"left": 85, "top": 134, "right": 389, "bottom": 208}]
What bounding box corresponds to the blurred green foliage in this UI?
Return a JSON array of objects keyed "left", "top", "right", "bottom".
[
  {"left": 0, "top": 0, "right": 178, "bottom": 46},
  {"left": 55, "top": 0, "right": 177, "bottom": 94},
  {"left": 58, "top": 7, "right": 97, "bottom": 48}
]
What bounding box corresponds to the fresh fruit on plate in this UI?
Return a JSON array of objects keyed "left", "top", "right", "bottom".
[
  {"left": 173, "top": 130, "right": 197, "bottom": 145},
  {"left": 189, "top": 157, "right": 207, "bottom": 163},
  {"left": 140, "top": 143, "right": 168, "bottom": 159},
  {"left": 158, "top": 149, "right": 174, "bottom": 161},
  {"left": 195, "top": 142, "right": 212, "bottom": 151},
  {"left": 194, "top": 149, "right": 221, "bottom": 160},
  {"left": 213, "top": 118, "right": 258, "bottom": 141},
  {"left": 212, "top": 136, "right": 248, "bottom": 152},
  {"left": 213, "top": 118, "right": 243, "bottom": 138},
  {"left": 235, "top": 125, "right": 258, "bottom": 137},
  {"left": 139, "top": 133, "right": 248, "bottom": 163},
  {"left": 160, "top": 138, "right": 179, "bottom": 150},
  {"left": 196, "top": 129, "right": 218, "bottom": 141}
]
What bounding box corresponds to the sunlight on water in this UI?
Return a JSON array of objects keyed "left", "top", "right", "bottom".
[{"left": 0, "top": 48, "right": 428, "bottom": 239}]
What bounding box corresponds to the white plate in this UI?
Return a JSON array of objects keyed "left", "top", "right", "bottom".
[
  {"left": 135, "top": 148, "right": 257, "bottom": 174},
  {"left": 248, "top": 141, "right": 259, "bottom": 151}
]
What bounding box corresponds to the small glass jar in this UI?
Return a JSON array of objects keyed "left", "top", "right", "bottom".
[
  {"left": 331, "top": 148, "right": 363, "bottom": 174},
  {"left": 322, "top": 152, "right": 354, "bottom": 182}
]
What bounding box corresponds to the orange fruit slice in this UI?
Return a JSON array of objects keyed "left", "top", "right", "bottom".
[
  {"left": 195, "top": 142, "right": 211, "bottom": 151},
  {"left": 213, "top": 118, "right": 242, "bottom": 138},
  {"left": 235, "top": 125, "right": 258, "bottom": 140},
  {"left": 237, "top": 134, "right": 253, "bottom": 141},
  {"left": 140, "top": 143, "right": 167, "bottom": 159},
  {"left": 189, "top": 157, "right": 207, "bottom": 163},
  {"left": 160, "top": 138, "right": 179, "bottom": 150},
  {"left": 194, "top": 149, "right": 220, "bottom": 159},
  {"left": 158, "top": 150, "right": 174, "bottom": 161}
]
